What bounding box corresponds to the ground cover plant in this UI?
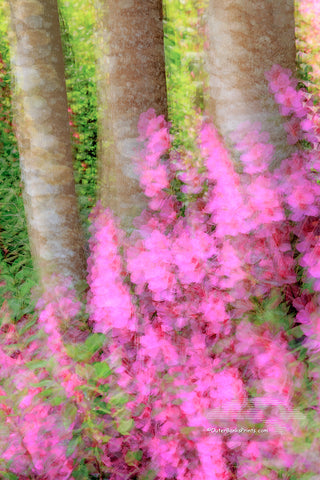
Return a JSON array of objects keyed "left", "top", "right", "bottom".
[{"left": 1, "top": 64, "right": 320, "bottom": 479}]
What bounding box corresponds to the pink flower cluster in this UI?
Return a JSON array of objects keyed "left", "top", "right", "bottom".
[
  {"left": 201, "top": 119, "right": 296, "bottom": 310},
  {"left": 266, "top": 64, "right": 319, "bottom": 147},
  {"left": 0, "top": 285, "right": 83, "bottom": 479},
  {"left": 269, "top": 65, "right": 320, "bottom": 298},
  {"left": 87, "top": 204, "right": 138, "bottom": 335},
  {"left": 36, "top": 282, "right": 87, "bottom": 400}
]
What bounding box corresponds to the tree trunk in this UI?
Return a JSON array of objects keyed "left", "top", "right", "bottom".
[
  {"left": 203, "top": 0, "right": 296, "bottom": 163},
  {"left": 95, "top": 0, "right": 168, "bottom": 234},
  {"left": 8, "top": 0, "right": 86, "bottom": 290}
]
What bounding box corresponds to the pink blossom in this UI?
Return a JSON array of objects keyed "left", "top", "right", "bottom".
[
  {"left": 140, "top": 164, "right": 170, "bottom": 198},
  {"left": 147, "top": 127, "right": 171, "bottom": 156},
  {"left": 284, "top": 116, "right": 304, "bottom": 144},
  {"left": 275, "top": 86, "right": 304, "bottom": 116},
  {"left": 265, "top": 64, "right": 292, "bottom": 93},
  {"left": 179, "top": 166, "right": 205, "bottom": 194},
  {"left": 137, "top": 108, "right": 167, "bottom": 140}
]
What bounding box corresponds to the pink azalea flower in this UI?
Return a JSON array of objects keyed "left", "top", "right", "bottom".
[{"left": 265, "top": 64, "right": 292, "bottom": 93}]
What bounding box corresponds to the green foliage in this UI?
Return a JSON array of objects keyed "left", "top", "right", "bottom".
[
  {"left": 72, "top": 460, "right": 90, "bottom": 480},
  {"left": 58, "top": 0, "right": 98, "bottom": 243},
  {"left": 0, "top": 473, "right": 18, "bottom": 480},
  {"left": 0, "top": 17, "right": 37, "bottom": 319},
  {"left": 248, "top": 292, "right": 295, "bottom": 333},
  {"left": 92, "top": 361, "right": 112, "bottom": 379},
  {"left": 163, "top": 0, "right": 207, "bottom": 147},
  {"left": 281, "top": 474, "right": 318, "bottom": 480},
  {"left": 116, "top": 417, "right": 134, "bottom": 436},
  {"left": 0, "top": 312, "right": 141, "bottom": 478},
  {"left": 125, "top": 449, "right": 143, "bottom": 466},
  {"left": 66, "top": 333, "right": 106, "bottom": 362},
  {"left": 139, "top": 469, "right": 157, "bottom": 480}
]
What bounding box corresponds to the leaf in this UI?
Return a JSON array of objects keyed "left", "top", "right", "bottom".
[
  {"left": 7, "top": 298, "right": 22, "bottom": 318},
  {"left": 303, "top": 281, "right": 314, "bottom": 293},
  {"left": 65, "top": 403, "right": 78, "bottom": 421},
  {"left": 108, "top": 392, "right": 129, "bottom": 407},
  {"left": 30, "top": 379, "right": 55, "bottom": 388},
  {"left": 93, "top": 397, "right": 111, "bottom": 415},
  {"left": 18, "top": 317, "right": 37, "bottom": 336},
  {"left": 75, "top": 363, "right": 94, "bottom": 381},
  {"left": 72, "top": 461, "right": 89, "bottom": 480},
  {"left": 23, "top": 332, "right": 43, "bottom": 348},
  {"left": 18, "top": 278, "right": 36, "bottom": 297},
  {"left": 93, "top": 361, "right": 112, "bottom": 379},
  {"left": 97, "top": 383, "right": 110, "bottom": 394},
  {"left": 139, "top": 469, "right": 157, "bottom": 480},
  {"left": 117, "top": 418, "right": 134, "bottom": 435},
  {"left": 0, "top": 472, "right": 19, "bottom": 480},
  {"left": 25, "top": 359, "right": 48, "bottom": 370},
  {"left": 289, "top": 325, "right": 304, "bottom": 339},
  {"left": 48, "top": 395, "right": 66, "bottom": 406},
  {"left": 66, "top": 333, "right": 105, "bottom": 362},
  {"left": 67, "top": 435, "right": 82, "bottom": 457},
  {"left": 34, "top": 385, "right": 65, "bottom": 402},
  {"left": 90, "top": 430, "right": 112, "bottom": 445},
  {"left": 125, "top": 449, "right": 143, "bottom": 466},
  {"left": 85, "top": 333, "right": 106, "bottom": 353},
  {"left": 77, "top": 384, "right": 104, "bottom": 396},
  {"left": 66, "top": 344, "right": 88, "bottom": 362}
]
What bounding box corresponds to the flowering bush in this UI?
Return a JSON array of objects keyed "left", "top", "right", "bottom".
[{"left": 1, "top": 64, "right": 320, "bottom": 479}]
